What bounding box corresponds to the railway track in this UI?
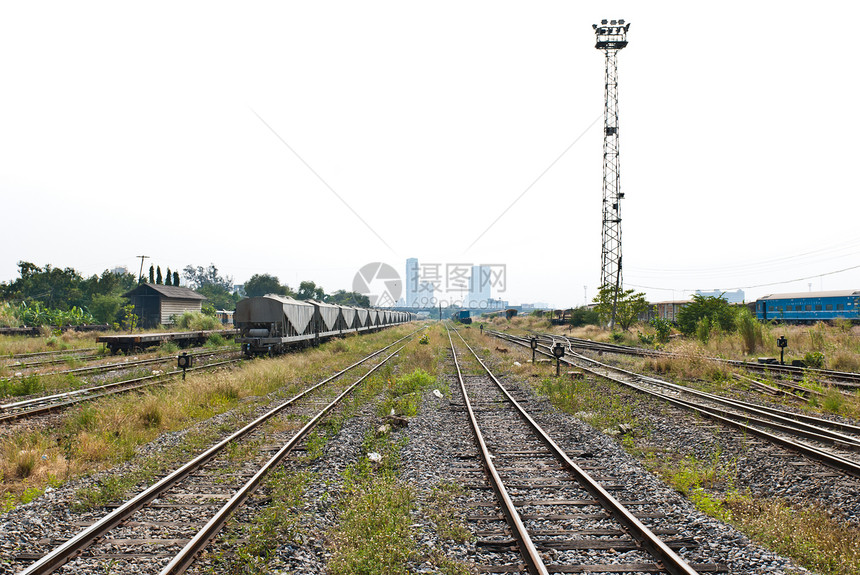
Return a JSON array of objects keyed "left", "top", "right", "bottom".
[
  {"left": 13, "top": 330, "right": 416, "bottom": 575},
  {"left": 0, "top": 352, "right": 245, "bottom": 425},
  {"left": 2, "top": 349, "right": 102, "bottom": 370},
  {"left": 447, "top": 327, "right": 722, "bottom": 574},
  {"left": 492, "top": 330, "right": 860, "bottom": 480},
  {"left": 533, "top": 332, "right": 860, "bottom": 390},
  {"left": 1, "top": 345, "right": 236, "bottom": 380}
]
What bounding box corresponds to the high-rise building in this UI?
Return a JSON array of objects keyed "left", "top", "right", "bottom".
[
  {"left": 416, "top": 281, "right": 435, "bottom": 308},
  {"left": 405, "top": 258, "right": 419, "bottom": 308},
  {"left": 467, "top": 265, "right": 491, "bottom": 308}
]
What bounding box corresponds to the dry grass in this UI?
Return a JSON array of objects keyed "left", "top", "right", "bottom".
[
  {"left": 0, "top": 324, "right": 420, "bottom": 509},
  {"left": 0, "top": 332, "right": 105, "bottom": 356},
  {"left": 724, "top": 497, "right": 860, "bottom": 575}
]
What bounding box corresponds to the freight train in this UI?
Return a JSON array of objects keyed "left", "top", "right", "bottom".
[{"left": 234, "top": 295, "right": 415, "bottom": 356}]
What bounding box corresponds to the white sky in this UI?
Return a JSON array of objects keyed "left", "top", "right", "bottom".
[{"left": 1, "top": 2, "right": 859, "bottom": 308}]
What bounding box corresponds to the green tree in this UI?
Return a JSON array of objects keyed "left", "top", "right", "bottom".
[
  {"left": 156, "top": 266, "right": 163, "bottom": 285},
  {"left": 165, "top": 267, "right": 172, "bottom": 286},
  {"left": 592, "top": 285, "right": 649, "bottom": 331},
  {"left": 121, "top": 304, "right": 138, "bottom": 331},
  {"left": 89, "top": 294, "right": 125, "bottom": 325},
  {"left": 244, "top": 274, "right": 293, "bottom": 298},
  {"left": 197, "top": 284, "right": 240, "bottom": 311},
  {"left": 297, "top": 280, "right": 325, "bottom": 301},
  {"left": 325, "top": 289, "right": 370, "bottom": 308},
  {"left": 173, "top": 271, "right": 180, "bottom": 286},
  {"left": 676, "top": 294, "right": 736, "bottom": 336},
  {"left": 183, "top": 263, "right": 233, "bottom": 290},
  {"left": 148, "top": 265, "right": 155, "bottom": 284},
  {"left": 0, "top": 262, "right": 86, "bottom": 310},
  {"left": 568, "top": 306, "right": 600, "bottom": 327}
]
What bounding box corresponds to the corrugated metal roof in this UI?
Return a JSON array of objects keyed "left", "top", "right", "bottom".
[
  {"left": 759, "top": 290, "right": 860, "bottom": 300},
  {"left": 124, "top": 283, "right": 207, "bottom": 300}
]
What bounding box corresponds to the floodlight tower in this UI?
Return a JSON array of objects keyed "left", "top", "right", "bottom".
[{"left": 593, "top": 18, "right": 630, "bottom": 329}]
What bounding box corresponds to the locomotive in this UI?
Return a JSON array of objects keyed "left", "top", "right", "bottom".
[{"left": 234, "top": 295, "right": 414, "bottom": 356}]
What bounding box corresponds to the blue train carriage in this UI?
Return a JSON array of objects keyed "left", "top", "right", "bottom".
[{"left": 756, "top": 290, "right": 860, "bottom": 323}]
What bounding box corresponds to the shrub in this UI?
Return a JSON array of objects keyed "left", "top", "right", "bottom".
[
  {"left": 735, "top": 308, "right": 762, "bottom": 354},
  {"left": 205, "top": 333, "right": 226, "bottom": 348},
  {"left": 174, "top": 311, "right": 220, "bottom": 331},
  {"left": 569, "top": 306, "right": 600, "bottom": 327},
  {"left": 696, "top": 317, "right": 712, "bottom": 345},
  {"left": 638, "top": 332, "right": 655, "bottom": 345},
  {"left": 649, "top": 317, "right": 672, "bottom": 343},
  {"left": 677, "top": 295, "right": 736, "bottom": 336},
  {"left": 804, "top": 351, "right": 825, "bottom": 369}
]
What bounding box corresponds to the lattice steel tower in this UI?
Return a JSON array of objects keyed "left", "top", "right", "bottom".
[{"left": 594, "top": 19, "right": 629, "bottom": 326}]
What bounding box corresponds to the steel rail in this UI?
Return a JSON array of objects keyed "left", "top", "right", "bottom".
[
  {"left": 504, "top": 331, "right": 860, "bottom": 439},
  {"left": 0, "top": 357, "right": 244, "bottom": 424},
  {"left": 3, "top": 353, "right": 101, "bottom": 370},
  {"left": 491, "top": 331, "right": 860, "bottom": 479},
  {"left": 4, "top": 347, "right": 99, "bottom": 360},
  {"left": 159, "top": 342, "right": 409, "bottom": 575},
  {"left": 446, "top": 327, "right": 548, "bottom": 575},
  {"left": 18, "top": 330, "right": 416, "bottom": 575},
  {"left": 552, "top": 341, "right": 860, "bottom": 447},
  {"left": 540, "top": 332, "right": 860, "bottom": 388},
  {"left": 1, "top": 346, "right": 235, "bottom": 382},
  {"left": 0, "top": 350, "right": 242, "bottom": 412},
  {"left": 454, "top": 328, "right": 701, "bottom": 575}
]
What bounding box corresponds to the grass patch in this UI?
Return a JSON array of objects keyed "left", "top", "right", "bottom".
[
  {"left": 377, "top": 368, "right": 437, "bottom": 418},
  {"left": 328, "top": 431, "right": 415, "bottom": 575},
  {"left": 535, "top": 375, "right": 638, "bottom": 434},
  {"left": 424, "top": 482, "right": 473, "bottom": 544},
  {"left": 0, "top": 374, "right": 42, "bottom": 397},
  {"left": 724, "top": 497, "right": 860, "bottom": 575}
]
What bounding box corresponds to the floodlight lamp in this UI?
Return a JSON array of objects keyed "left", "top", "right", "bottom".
[
  {"left": 592, "top": 24, "right": 597, "bottom": 29},
  {"left": 619, "top": 19, "right": 625, "bottom": 24},
  {"left": 601, "top": 19, "right": 608, "bottom": 24},
  {"left": 610, "top": 20, "right": 617, "bottom": 25}
]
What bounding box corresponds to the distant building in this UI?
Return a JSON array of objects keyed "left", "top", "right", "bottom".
[
  {"left": 405, "top": 258, "right": 419, "bottom": 308},
  {"left": 124, "top": 283, "right": 207, "bottom": 328},
  {"left": 651, "top": 300, "right": 690, "bottom": 322},
  {"left": 467, "top": 265, "right": 491, "bottom": 308},
  {"left": 521, "top": 302, "right": 550, "bottom": 310},
  {"left": 415, "top": 281, "right": 435, "bottom": 308},
  {"left": 111, "top": 266, "right": 129, "bottom": 276},
  {"left": 695, "top": 289, "right": 745, "bottom": 304},
  {"left": 486, "top": 298, "right": 509, "bottom": 310},
  {"left": 233, "top": 284, "right": 246, "bottom": 298}
]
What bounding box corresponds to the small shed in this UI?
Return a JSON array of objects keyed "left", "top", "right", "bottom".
[{"left": 124, "top": 284, "right": 207, "bottom": 328}]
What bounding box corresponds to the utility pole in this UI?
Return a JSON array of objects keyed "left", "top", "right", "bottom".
[
  {"left": 593, "top": 19, "right": 630, "bottom": 329},
  {"left": 137, "top": 255, "right": 150, "bottom": 284}
]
